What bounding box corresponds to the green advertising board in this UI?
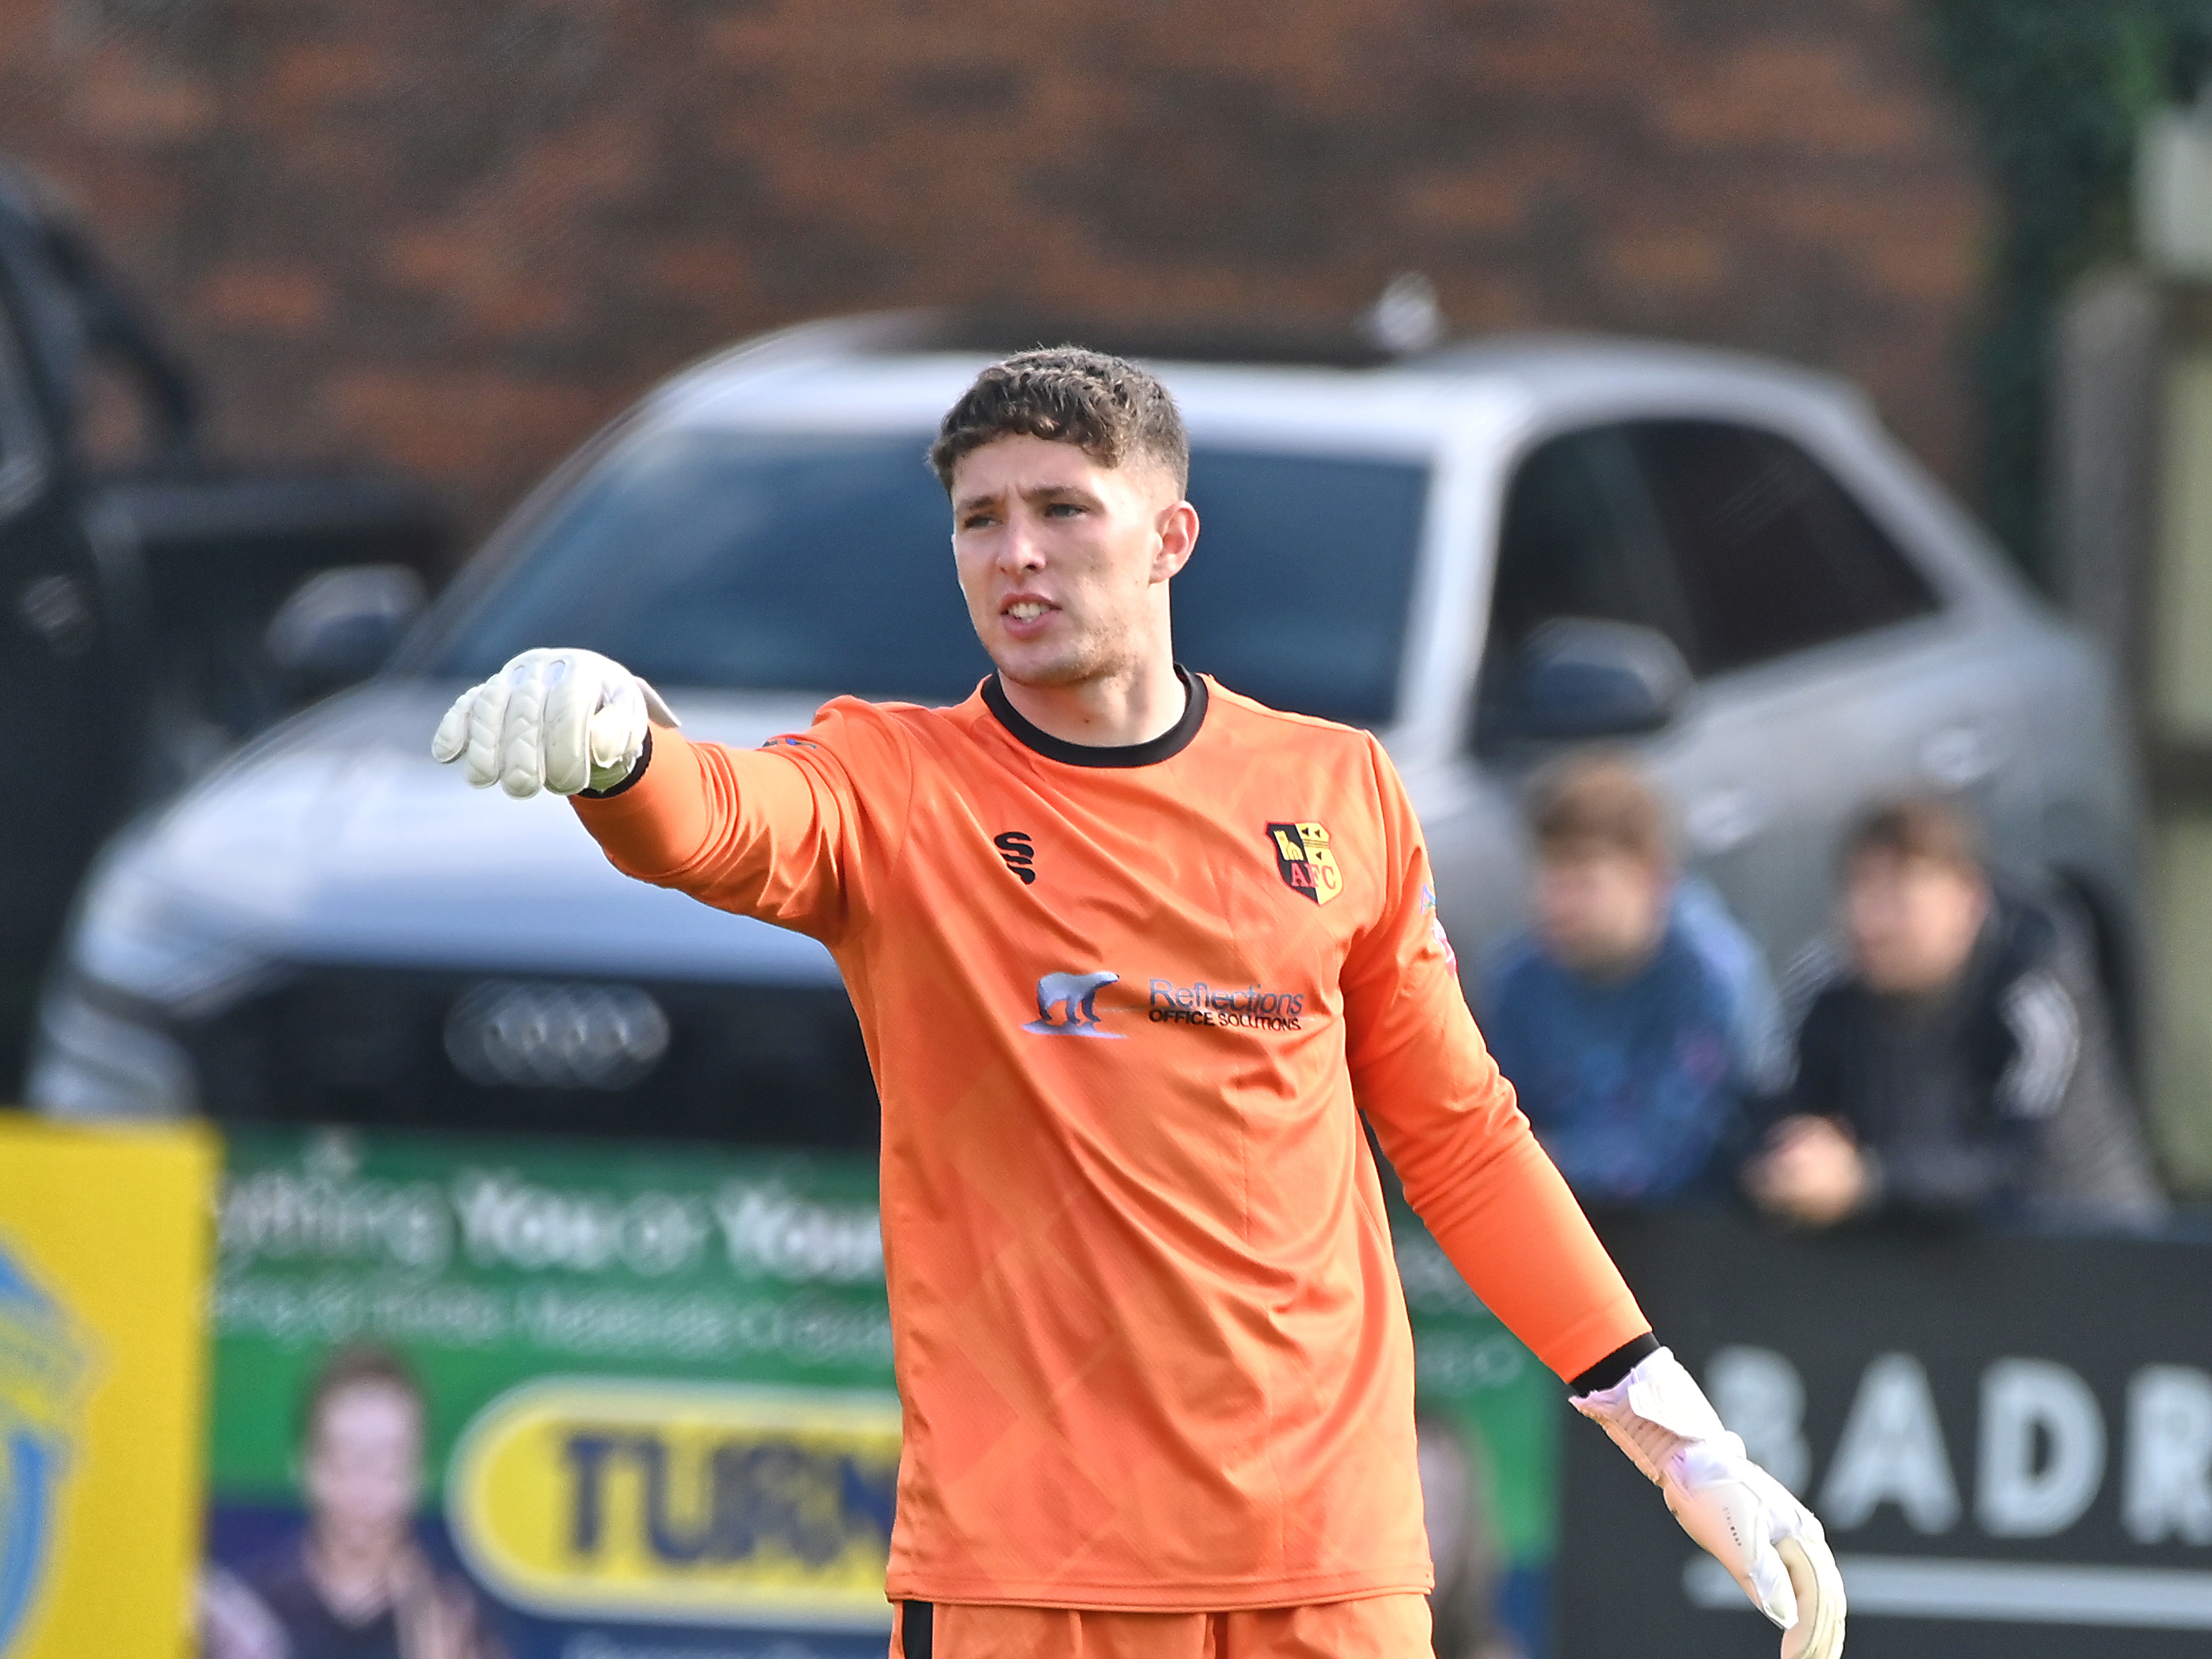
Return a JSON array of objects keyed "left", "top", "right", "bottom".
[{"left": 200, "top": 1126, "right": 1556, "bottom": 1659}]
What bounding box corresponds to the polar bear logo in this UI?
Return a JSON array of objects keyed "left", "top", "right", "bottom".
[{"left": 1023, "top": 971, "right": 1123, "bottom": 1038}]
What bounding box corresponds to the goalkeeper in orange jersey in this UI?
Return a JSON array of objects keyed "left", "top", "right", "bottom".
[{"left": 433, "top": 348, "right": 1844, "bottom": 1659}]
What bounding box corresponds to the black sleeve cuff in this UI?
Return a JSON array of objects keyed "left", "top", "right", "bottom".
[
  {"left": 579, "top": 728, "right": 653, "bottom": 799},
  {"left": 1570, "top": 1331, "right": 1660, "bottom": 1395}
]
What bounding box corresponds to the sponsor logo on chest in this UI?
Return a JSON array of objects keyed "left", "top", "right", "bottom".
[
  {"left": 1019, "top": 970, "right": 1309, "bottom": 1038},
  {"left": 1008, "top": 816, "right": 1343, "bottom": 1040},
  {"left": 1145, "top": 978, "right": 1306, "bottom": 1030}
]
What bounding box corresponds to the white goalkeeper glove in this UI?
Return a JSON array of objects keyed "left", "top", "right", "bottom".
[
  {"left": 430, "top": 648, "right": 677, "bottom": 798},
  {"left": 1573, "top": 1346, "right": 1846, "bottom": 1659}
]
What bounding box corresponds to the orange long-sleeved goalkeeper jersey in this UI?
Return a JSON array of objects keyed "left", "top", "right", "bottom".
[{"left": 572, "top": 671, "right": 1647, "bottom": 1610}]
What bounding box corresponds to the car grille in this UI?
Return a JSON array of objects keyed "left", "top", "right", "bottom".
[{"left": 181, "top": 969, "right": 880, "bottom": 1150}]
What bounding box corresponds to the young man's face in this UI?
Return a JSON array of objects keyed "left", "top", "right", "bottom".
[
  {"left": 948, "top": 435, "right": 1195, "bottom": 689},
  {"left": 302, "top": 1380, "right": 424, "bottom": 1550},
  {"left": 1534, "top": 846, "right": 1671, "bottom": 981},
  {"left": 1845, "top": 849, "right": 1989, "bottom": 997}
]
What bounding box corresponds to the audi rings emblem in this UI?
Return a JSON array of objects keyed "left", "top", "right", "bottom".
[{"left": 444, "top": 981, "right": 671, "bottom": 1091}]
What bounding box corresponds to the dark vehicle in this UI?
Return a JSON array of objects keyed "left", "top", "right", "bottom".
[{"left": 0, "top": 163, "right": 447, "bottom": 1081}]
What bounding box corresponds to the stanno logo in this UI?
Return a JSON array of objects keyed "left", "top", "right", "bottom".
[
  {"left": 1267, "top": 821, "right": 1343, "bottom": 906},
  {"left": 994, "top": 830, "right": 1037, "bottom": 885},
  {"left": 1022, "top": 971, "right": 1123, "bottom": 1038}
]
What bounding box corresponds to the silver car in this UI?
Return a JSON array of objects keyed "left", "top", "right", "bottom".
[{"left": 28, "top": 318, "right": 2139, "bottom": 1135}]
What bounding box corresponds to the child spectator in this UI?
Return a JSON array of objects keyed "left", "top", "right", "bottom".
[
  {"left": 1745, "top": 796, "right": 2164, "bottom": 1230},
  {"left": 1480, "top": 753, "right": 1783, "bottom": 1205}
]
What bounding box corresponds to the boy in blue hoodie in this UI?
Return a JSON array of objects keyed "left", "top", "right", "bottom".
[{"left": 1482, "top": 753, "right": 1782, "bottom": 1205}]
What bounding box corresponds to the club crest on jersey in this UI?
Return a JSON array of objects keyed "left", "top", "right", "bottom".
[{"left": 1266, "top": 821, "right": 1343, "bottom": 906}]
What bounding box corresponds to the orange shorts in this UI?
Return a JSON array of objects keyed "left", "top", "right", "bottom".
[{"left": 888, "top": 1595, "right": 1433, "bottom": 1658}]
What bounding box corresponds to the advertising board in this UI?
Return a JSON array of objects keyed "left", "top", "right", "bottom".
[
  {"left": 0, "top": 1113, "right": 214, "bottom": 1659},
  {"left": 205, "top": 1126, "right": 1557, "bottom": 1659},
  {"left": 1559, "top": 1208, "right": 2212, "bottom": 1659}
]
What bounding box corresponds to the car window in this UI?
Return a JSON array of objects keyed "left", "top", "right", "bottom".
[
  {"left": 432, "top": 428, "right": 986, "bottom": 702},
  {"left": 1178, "top": 447, "right": 1429, "bottom": 724},
  {"left": 425, "top": 428, "right": 1430, "bottom": 727},
  {"left": 1626, "top": 419, "right": 1939, "bottom": 674},
  {"left": 1474, "top": 426, "right": 1691, "bottom": 747},
  {"left": 1487, "top": 427, "right": 1693, "bottom": 653}
]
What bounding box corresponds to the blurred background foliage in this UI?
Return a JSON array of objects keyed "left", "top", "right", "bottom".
[{"left": 1924, "top": 0, "right": 2212, "bottom": 581}]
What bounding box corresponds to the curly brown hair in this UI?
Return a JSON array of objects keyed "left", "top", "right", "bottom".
[{"left": 928, "top": 347, "right": 1189, "bottom": 492}]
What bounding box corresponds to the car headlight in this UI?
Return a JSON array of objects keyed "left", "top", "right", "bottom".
[
  {"left": 26, "top": 978, "right": 199, "bottom": 1119},
  {"left": 69, "top": 838, "right": 275, "bottom": 1016},
  {"left": 27, "top": 839, "right": 275, "bottom": 1119}
]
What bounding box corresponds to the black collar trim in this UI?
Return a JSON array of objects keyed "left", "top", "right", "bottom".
[{"left": 983, "top": 667, "right": 1209, "bottom": 767}]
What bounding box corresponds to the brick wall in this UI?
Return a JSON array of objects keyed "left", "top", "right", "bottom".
[{"left": 0, "top": 0, "right": 1991, "bottom": 540}]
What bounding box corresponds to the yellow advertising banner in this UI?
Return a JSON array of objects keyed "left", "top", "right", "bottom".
[
  {"left": 448, "top": 1378, "right": 903, "bottom": 1629},
  {"left": 0, "top": 1112, "right": 215, "bottom": 1659}
]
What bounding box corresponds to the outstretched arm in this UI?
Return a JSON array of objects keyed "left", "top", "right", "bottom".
[
  {"left": 569, "top": 725, "right": 857, "bottom": 936},
  {"left": 430, "top": 648, "right": 871, "bottom": 939}
]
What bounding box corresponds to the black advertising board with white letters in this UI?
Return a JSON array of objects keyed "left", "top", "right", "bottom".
[{"left": 1558, "top": 1209, "right": 2212, "bottom": 1658}]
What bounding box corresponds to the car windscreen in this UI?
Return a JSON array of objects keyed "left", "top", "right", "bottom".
[{"left": 424, "top": 428, "right": 1429, "bottom": 725}]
